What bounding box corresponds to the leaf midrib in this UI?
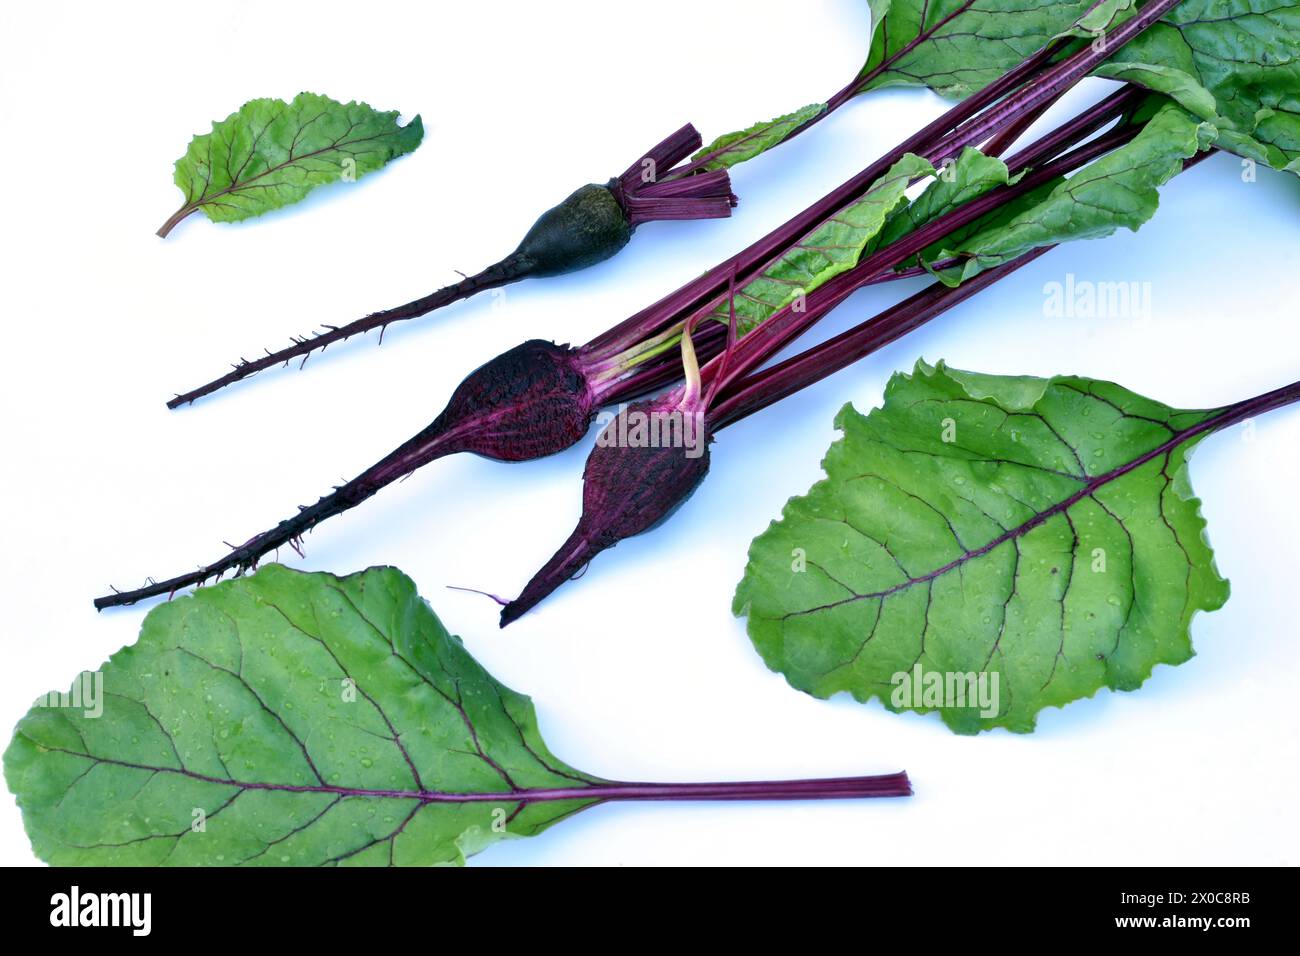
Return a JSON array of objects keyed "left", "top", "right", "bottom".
[{"left": 24, "top": 737, "right": 602, "bottom": 804}]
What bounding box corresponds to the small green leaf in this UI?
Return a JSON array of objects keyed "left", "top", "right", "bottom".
[
  {"left": 690, "top": 103, "right": 828, "bottom": 172},
  {"left": 734, "top": 360, "right": 1233, "bottom": 734},
  {"left": 709, "top": 153, "right": 933, "bottom": 333},
  {"left": 158, "top": 92, "right": 424, "bottom": 237},
  {"left": 4, "top": 566, "right": 598, "bottom": 866}
]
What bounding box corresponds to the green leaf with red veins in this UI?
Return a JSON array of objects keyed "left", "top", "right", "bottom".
[
  {"left": 733, "top": 360, "right": 1233, "bottom": 734},
  {"left": 691, "top": 103, "right": 829, "bottom": 172},
  {"left": 159, "top": 92, "right": 423, "bottom": 237},
  {"left": 9, "top": 566, "right": 912, "bottom": 865},
  {"left": 1093, "top": 0, "right": 1300, "bottom": 172},
  {"left": 931, "top": 102, "right": 1208, "bottom": 285}
]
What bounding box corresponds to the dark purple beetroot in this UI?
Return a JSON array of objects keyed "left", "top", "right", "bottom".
[
  {"left": 432, "top": 339, "right": 598, "bottom": 461},
  {"left": 97, "top": 340, "right": 598, "bottom": 609},
  {"left": 500, "top": 397, "right": 712, "bottom": 626}
]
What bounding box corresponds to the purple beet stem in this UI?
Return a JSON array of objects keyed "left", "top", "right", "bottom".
[
  {"left": 65, "top": 749, "right": 913, "bottom": 802},
  {"left": 710, "top": 249, "right": 1056, "bottom": 428},
  {"left": 712, "top": 146, "right": 1219, "bottom": 425},
  {"left": 695, "top": 119, "right": 1144, "bottom": 404},
  {"left": 283, "top": 773, "right": 915, "bottom": 803},
  {"left": 583, "top": 43, "right": 1062, "bottom": 360},
  {"left": 599, "top": 82, "right": 1144, "bottom": 408}
]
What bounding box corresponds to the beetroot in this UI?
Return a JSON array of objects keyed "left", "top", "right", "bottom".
[
  {"left": 430, "top": 340, "right": 597, "bottom": 461},
  {"left": 96, "top": 340, "right": 597, "bottom": 609},
  {"left": 500, "top": 395, "right": 713, "bottom": 626}
]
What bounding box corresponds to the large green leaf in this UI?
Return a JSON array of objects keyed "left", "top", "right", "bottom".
[
  {"left": 5, "top": 566, "right": 597, "bottom": 866},
  {"left": 1094, "top": 0, "right": 1300, "bottom": 171},
  {"left": 158, "top": 92, "right": 424, "bottom": 237},
  {"left": 733, "top": 360, "right": 1234, "bottom": 734},
  {"left": 8, "top": 567, "right": 911, "bottom": 864},
  {"left": 708, "top": 153, "right": 933, "bottom": 334}
]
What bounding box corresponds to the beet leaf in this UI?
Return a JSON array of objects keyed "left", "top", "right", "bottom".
[
  {"left": 686, "top": 103, "right": 830, "bottom": 172},
  {"left": 11, "top": 566, "right": 911, "bottom": 866},
  {"left": 734, "top": 361, "right": 1300, "bottom": 733},
  {"left": 157, "top": 92, "right": 424, "bottom": 238}
]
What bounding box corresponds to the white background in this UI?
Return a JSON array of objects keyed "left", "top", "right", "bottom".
[{"left": 2, "top": 0, "right": 1298, "bottom": 867}]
